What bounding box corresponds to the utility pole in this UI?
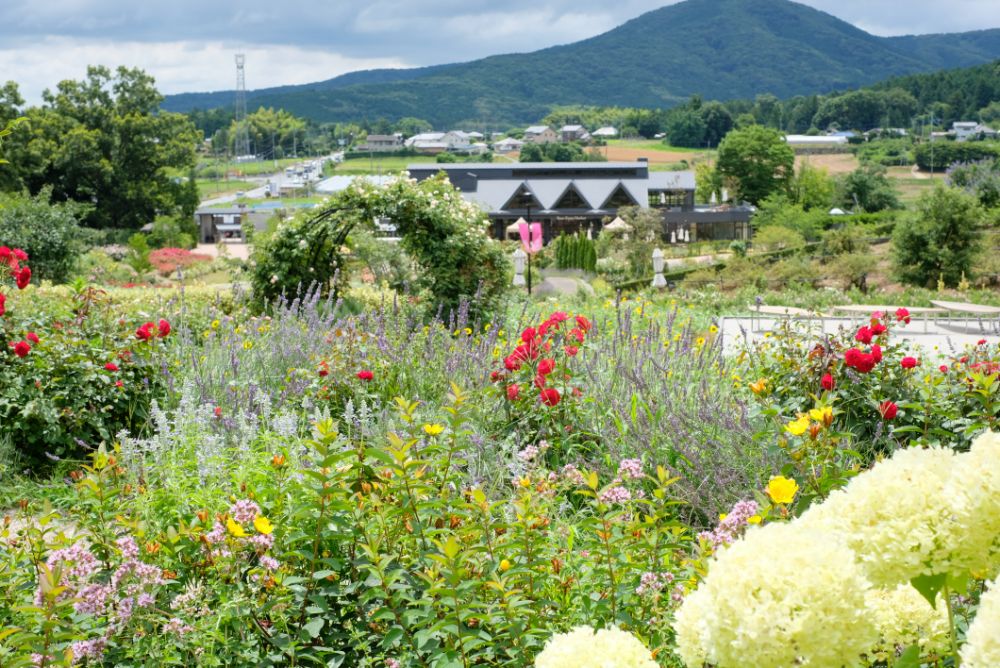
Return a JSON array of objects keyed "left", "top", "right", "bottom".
[{"left": 234, "top": 54, "right": 250, "bottom": 161}]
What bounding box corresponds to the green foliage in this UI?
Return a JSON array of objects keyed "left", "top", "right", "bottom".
[
  {"left": 791, "top": 163, "right": 836, "bottom": 211},
  {"left": 250, "top": 174, "right": 510, "bottom": 319},
  {"left": 126, "top": 234, "right": 152, "bottom": 273},
  {"left": 228, "top": 106, "right": 306, "bottom": 157},
  {"left": 839, "top": 165, "right": 901, "bottom": 212},
  {"left": 554, "top": 233, "right": 598, "bottom": 272},
  {"left": 146, "top": 216, "right": 195, "bottom": 250},
  {"left": 893, "top": 185, "right": 984, "bottom": 288},
  {"left": 752, "top": 195, "right": 827, "bottom": 241},
  {"left": 695, "top": 162, "right": 723, "bottom": 203},
  {"left": 665, "top": 108, "right": 706, "bottom": 148},
  {"left": 914, "top": 141, "right": 1000, "bottom": 172},
  {"left": 717, "top": 125, "right": 795, "bottom": 205},
  {"left": 856, "top": 136, "right": 914, "bottom": 167},
  {"left": 0, "top": 189, "right": 86, "bottom": 283},
  {"left": 753, "top": 225, "right": 805, "bottom": 252},
  {"left": 947, "top": 158, "right": 1000, "bottom": 208},
  {"left": 348, "top": 228, "right": 417, "bottom": 289},
  {"left": 518, "top": 141, "right": 604, "bottom": 163},
  {"left": 812, "top": 88, "right": 918, "bottom": 132}
]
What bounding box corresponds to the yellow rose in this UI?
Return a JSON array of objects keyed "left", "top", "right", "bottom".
[{"left": 766, "top": 476, "right": 799, "bottom": 505}]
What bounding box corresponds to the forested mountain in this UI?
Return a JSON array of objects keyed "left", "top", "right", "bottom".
[{"left": 161, "top": 0, "right": 1000, "bottom": 127}]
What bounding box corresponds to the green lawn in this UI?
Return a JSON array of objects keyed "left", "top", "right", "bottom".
[
  {"left": 332, "top": 155, "right": 440, "bottom": 175},
  {"left": 607, "top": 139, "right": 710, "bottom": 153},
  {"left": 196, "top": 179, "right": 256, "bottom": 199}
]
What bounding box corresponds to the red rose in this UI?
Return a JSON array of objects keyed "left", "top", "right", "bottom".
[
  {"left": 895, "top": 308, "right": 911, "bottom": 324},
  {"left": 136, "top": 322, "right": 154, "bottom": 341},
  {"left": 534, "top": 373, "right": 547, "bottom": 389},
  {"left": 901, "top": 356, "right": 918, "bottom": 369},
  {"left": 878, "top": 400, "right": 898, "bottom": 420},
  {"left": 538, "top": 320, "right": 552, "bottom": 336},
  {"left": 540, "top": 387, "right": 561, "bottom": 407},
  {"left": 0, "top": 247, "right": 9, "bottom": 263},
  {"left": 564, "top": 345, "right": 578, "bottom": 357},
  {"left": 568, "top": 328, "right": 585, "bottom": 343},
  {"left": 105, "top": 362, "right": 119, "bottom": 371},
  {"left": 870, "top": 322, "right": 887, "bottom": 336},
  {"left": 26, "top": 332, "right": 39, "bottom": 344},
  {"left": 844, "top": 348, "right": 863, "bottom": 367},
  {"left": 157, "top": 319, "right": 171, "bottom": 338},
  {"left": 12, "top": 340, "right": 30, "bottom": 358},
  {"left": 504, "top": 355, "right": 521, "bottom": 371},
  {"left": 537, "top": 358, "right": 555, "bottom": 376},
  {"left": 506, "top": 384, "right": 520, "bottom": 401},
  {"left": 855, "top": 326, "right": 873, "bottom": 344},
  {"left": 318, "top": 364, "right": 329, "bottom": 377},
  {"left": 821, "top": 373, "right": 835, "bottom": 391},
  {"left": 520, "top": 327, "right": 536, "bottom": 343},
  {"left": 978, "top": 339, "right": 987, "bottom": 346},
  {"left": 871, "top": 344, "right": 882, "bottom": 363},
  {"left": 575, "top": 315, "right": 592, "bottom": 333},
  {"left": 857, "top": 354, "right": 876, "bottom": 373},
  {"left": 214, "top": 406, "right": 222, "bottom": 418},
  {"left": 490, "top": 370, "right": 503, "bottom": 382},
  {"left": 0, "top": 292, "right": 5, "bottom": 317},
  {"left": 940, "top": 365, "right": 949, "bottom": 373},
  {"left": 15, "top": 266, "right": 30, "bottom": 290},
  {"left": 550, "top": 311, "right": 569, "bottom": 323},
  {"left": 12, "top": 249, "right": 27, "bottom": 262},
  {"left": 115, "top": 380, "right": 124, "bottom": 388},
  {"left": 356, "top": 369, "right": 373, "bottom": 381}
]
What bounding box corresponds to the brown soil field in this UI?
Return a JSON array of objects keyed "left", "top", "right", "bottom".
[
  {"left": 594, "top": 146, "right": 714, "bottom": 164},
  {"left": 794, "top": 153, "right": 858, "bottom": 174}
]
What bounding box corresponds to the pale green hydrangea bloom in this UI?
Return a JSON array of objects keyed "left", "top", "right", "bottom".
[
  {"left": 962, "top": 581, "right": 1000, "bottom": 668},
  {"left": 946, "top": 432, "right": 1000, "bottom": 577},
  {"left": 866, "top": 584, "right": 950, "bottom": 659},
  {"left": 534, "top": 626, "right": 658, "bottom": 668}
]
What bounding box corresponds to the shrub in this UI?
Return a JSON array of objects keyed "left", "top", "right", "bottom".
[
  {"left": 0, "top": 188, "right": 87, "bottom": 283},
  {"left": 147, "top": 248, "right": 212, "bottom": 277}
]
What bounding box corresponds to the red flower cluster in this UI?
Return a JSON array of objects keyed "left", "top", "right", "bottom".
[
  {"left": 0, "top": 247, "right": 32, "bottom": 317},
  {"left": 878, "top": 400, "right": 898, "bottom": 420},
  {"left": 356, "top": 369, "right": 373, "bottom": 381},
  {"left": 900, "top": 356, "right": 919, "bottom": 369},
  {"left": 845, "top": 344, "right": 881, "bottom": 374},
  {"left": 136, "top": 319, "right": 171, "bottom": 341},
  {"left": 495, "top": 311, "right": 590, "bottom": 408}
]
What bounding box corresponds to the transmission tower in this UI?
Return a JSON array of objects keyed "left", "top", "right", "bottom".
[{"left": 234, "top": 54, "right": 251, "bottom": 159}]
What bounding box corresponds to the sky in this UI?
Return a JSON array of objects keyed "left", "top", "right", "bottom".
[{"left": 2, "top": 0, "right": 998, "bottom": 104}]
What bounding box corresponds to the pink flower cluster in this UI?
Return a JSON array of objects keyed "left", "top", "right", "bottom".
[
  {"left": 617, "top": 458, "right": 644, "bottom": 480},
  {"left": 202, "top": 499, "right": 280, "bottom": 573},
  {"left": 697, "top": 499, "right": 760, "bottom": 550},
  {"left": 635, "top": 570, "right": 675, "bottom": 596},
  {"left": 598, "top": 485, "right": 632, "bottom": 505}
]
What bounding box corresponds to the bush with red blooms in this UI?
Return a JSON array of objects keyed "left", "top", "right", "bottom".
[
  {"left": 0, "top": 246, "right": 31, "bottom": 318},
  {"left": 148, "top": 247, "right": 212, "bottom": 276},
  {"left": 492, "top": 311, "right": 591, "bottom": 461}
]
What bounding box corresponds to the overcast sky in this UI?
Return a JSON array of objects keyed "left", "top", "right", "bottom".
[{"left": 2, "top": 0, "right": 998, "bottom": 104}]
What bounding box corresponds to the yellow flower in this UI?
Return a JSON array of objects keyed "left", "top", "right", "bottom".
[
  {"left": 785, "top": 415, "right": 810, "bottom": 437},
  {"left": 499, "top": 559, "right": 511, "bottom": 572},
  {"left": 749, "top": 379, "right": 768, "bottom": 395},
  {"left": 463, "top": 327, "right": 472, "bottom": 336},
  {"left": 809, "top": 406, "right": 833, "bottom": 423},
  {"left": 695, "top": 337, "right": 706, "bottom": 347},
  {"left": 748, "top": 515, "right": 762, "bottom": 525},
  {"left": 767, "top": 476, "right": 799, "bottom": 505},
  {"left": 211, "top": 319, "right": 220, "bottom": 330},
  {"left": 518, "top": 476, "right": 531, "bottom": 488},
  {"left": 253, "top": 516, "right": 274, "bottom": 535},
  {"left": 423, "top": 423, "right": 445, "bottom": 436},
  {"left": 718, "top": 513, "right": 728, "bottom": 522},
  {"left": 243, "top": 340, "right": 253, "bottom": 351},
  {"left": 709, "top": 325, "right": 719, "bottom": 334},
  {"left": 226, "top": 518, "right": 246, "bottom": 537}
]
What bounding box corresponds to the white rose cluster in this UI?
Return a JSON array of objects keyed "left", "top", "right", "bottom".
[
  {"left": 963, "top": 581, "right": 1000, "bottom": 667},
  {"left": 534, "top": 626, "right": 658, "bottom": 668}
]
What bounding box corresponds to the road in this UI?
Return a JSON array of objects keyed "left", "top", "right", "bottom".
[{"left": 198, "top": 154, "right": 342, "bottom": 207}]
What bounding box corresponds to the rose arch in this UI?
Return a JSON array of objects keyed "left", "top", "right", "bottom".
[{"left": 249, "top": 173, "right": 510, "bottom": 318}]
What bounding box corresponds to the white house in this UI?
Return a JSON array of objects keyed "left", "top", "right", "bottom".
[
  {"left": 559, "top": 125, "right": 591, "bottom": 143},
  {"left": 493, "top": 137, "right": 525, "bottom": 153},
  {"left": 952, "top": 121, "right": 998, "bottom": 142},
  {"left": 523, "top": 126, "right": 559, "bottom": 144}
]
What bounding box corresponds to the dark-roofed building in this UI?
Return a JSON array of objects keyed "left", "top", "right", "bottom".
[{"left": 407, "top": 161, "right": 748, "bottom": 243}]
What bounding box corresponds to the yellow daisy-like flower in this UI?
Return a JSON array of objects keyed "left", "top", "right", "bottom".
[
  {"left": 766, "top": 476, "right": 800, "bottom": 505},
  {"left": 809, "top": 406, "right": 833, "bottom": 423},
  {"left": 423, "top": 423, "right": 445, "bottom": 436},
  {"left": 499, "top": 559, "right": 511, "bottom": 572},
  {"left": 243, "top": 340, "right": 253, "bottom": 351},
  {"left": 785, "top": 415, "right": 810, "bottom": 436},
  {"left": 709, "top": 324, "right": 719, "bottom": 334},
  {"left": 211, "top": 319, "right": 220, "bottom": 330},
  {"left": 695, "top": 337, "right": 706, "bottom": 347},
  {"left": 748, "top": 515, "right": 762, "bottom": 525},
  {"left": 253, "top": 516, "right": 274, "bottom": 535},
  {"left": 226, "top": 518, "right": 246, "bottom": 537},
  {"left": 749, "top": 379, "right": 768, "bottom": 395}
]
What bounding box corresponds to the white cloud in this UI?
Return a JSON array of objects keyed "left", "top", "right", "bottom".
[{"left": 0, "top": 37, "right": 411, "bottom": 104}]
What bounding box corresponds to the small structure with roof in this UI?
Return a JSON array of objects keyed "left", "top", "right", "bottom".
[{"left": 523, "top": 126, "right": 559, "bottom": 144}]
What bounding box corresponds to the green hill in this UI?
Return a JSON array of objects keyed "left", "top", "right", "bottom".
[{"left": 162, "top": 0, "right": 1000, "bottom": 126}]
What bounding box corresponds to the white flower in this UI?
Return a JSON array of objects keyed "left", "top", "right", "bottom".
[
  {"left": 946, "top": 432, "right": 1000, "bottom": 576},
  {"left": 866, "top": 585, "right": 950, "bottom": 658},
  {"left": 534, "top": 626, "right": 657, "bottom": 668},
  {"left": 963, "top": 580, "right": 1000, "bottom": 667},
  {"left": 673, "top": 522, "right": 876, "bottom": 668}
]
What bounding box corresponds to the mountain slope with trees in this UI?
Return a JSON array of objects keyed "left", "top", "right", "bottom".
[{"left": 161, "top": 0, "right": 1000, "bottom": 126}]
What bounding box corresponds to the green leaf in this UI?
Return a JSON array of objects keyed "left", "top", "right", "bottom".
[
  {"left": 910, "top": 572, "right": 947, "bottom": 608},
  {"left": 303, "top": 617, "right": 325, "bottom": 638},
  {"left": 894, "top": 644, "right": 921, "bottom": 668}
]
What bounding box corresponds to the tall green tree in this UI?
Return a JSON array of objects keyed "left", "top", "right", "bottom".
[
  {"left": 665, "top": 109, "right": 706, "bottom": 148},
  {"left": 716, "top": 125, "right": 795, "bottom": 205},
  {"left": 2, "top": 67, "right": 198, "bottom": 231},
  {"left": 230, "top": 106, "right": 307, "bottom": 158},
  {"left": 893, "top": 185, "right": 983, "bottom": 287},
  {"left": 700, "top": 102, "right": 733, "bottom": 147},
  {"left": 839, "top": 165, "right": 900, "bottom": 212}
]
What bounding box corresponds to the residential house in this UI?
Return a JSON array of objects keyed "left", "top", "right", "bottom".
[
  {"left": 523, "top": 126, "right": 559, "bottom": 144},
  {"left": 356, "top": 134, "right": 403, "bottom": 152},
  {"left": 953, "top": 121, "right": 998, "bottom": 142},
  {"left": 493, "top": 137, "right": 525, "bottom": 153},
  {"left": 560, "top": 125, "right": 591, "bottom": 143},
  {"left": 592, "top": 126, "right": 618, "bottom": 139},
  {"left": 405, "top": 131, "right": 479, "bottom": 155}
]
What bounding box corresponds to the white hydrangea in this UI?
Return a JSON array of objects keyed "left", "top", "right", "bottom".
[
  {"left": 946, "top": 432, "right": 1000, "bottom": 577},
  {"left": 963, "top": 581, "right": 1000, "bottom": 667},
  {"left": 534, "top": 626, "right": 657, "bottom": 668},
  {"left": 866, "top": 585, "right": 951, "bottom": 659},
  {"left": 673, "top": 522, "right": 876, "bottom": 668},
  {"left": 797, "top": 446, "right": 960, "bottom": 585}
]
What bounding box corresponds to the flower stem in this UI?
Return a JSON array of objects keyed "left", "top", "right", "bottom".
[{"left": 944, "top": 584, "right": 961, "bottom": 667}]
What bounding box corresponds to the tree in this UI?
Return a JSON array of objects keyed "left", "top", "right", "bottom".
[
  {"left": 947, "top": 159, "right": 1000, "bottom": 208},
  {"left": 395, "top": 117, "right": 433, "bottom": 137},
  {"left": 0, "top": 188, "right": 87, "bottom": 282},
  {"left": 716, "top": 125, "right": 795, "bottom": 205},
  {"left": 665, "top": 109, "right": 706, "bottom": 148},
  {"left": 791, "top": 163, "right": 835, "bottom": 211},
  {"left": 519, "top": 143, "right": 543, "bottom": 162},
  {"left": 695, "top": 162, "right": 723, "bottom": 203},
  {"left": 231, "top": 106, "right": 307, "bottom": 158},
  {"left": 893, "top": 185, "right": 983, "bottom": 287},
  {"left": 700, "top": 102, "right": 733, "bottom": 147},
  {"left": 2, "top": 67, "right": 198, "bottom": 231},
  {"left": 839, "top": 165, "right": 900, "bottom": 212}
]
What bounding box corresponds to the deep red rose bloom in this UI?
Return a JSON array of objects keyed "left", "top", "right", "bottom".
[
  {"left": 506, "top": 384, "right": 520, "bottom": 401},
  {"left": 318, "top": 365, "right": 329, "bottom": 377},
  {"left": 490, "top": 370, "right": 503, "bottom": 382},
  {"left": 895, "top": 308, "right": 911, "bottom": 324},
  {"left": 540, "top": 387, "right": 561, "bottom": 407},
  {"left": 26, "top": 332, "right": 39, "bottom": 344},
  {"left": 105, "top": 362, "right": 119, "bottom": 371},
  {"left": 538, "top": 321, "right": 552, "bottom": 336},
  {"left": 901, "top": 356, "right": 918, "bottom": 369},
  {"left": 940, "top": 364, "right": 949, "bottom": 373},
  {"left": 0, "top": 292, "right": 5, "bottom": 316},
  {"left": 564, "top": 345, "right": 579, "bottom": 357},
  {"left": 534, "top": 373, "right": 547, "bottom": 389},
  {"left": 15, "top": 266, "right": 31, "bottom": 290},
  {"left": 821, "top": 373, "right": 835, "bottom": 391},
  {"left": 871, "top": 344, "right": 883, "bottom": 363},
  {"left": 157, "top": 319, "right": 171, "bottom": 338},
  {"left": 537, "top": 358, "right": 555, "bottom": 376},
  {"left": 960, "top": 356, "right": 969, "bottom": 363},
  {"left": 12, "top": 249, "right": 27, "bottom": 262},
  {"left": 978, "top": 339, "right": 987, "bottom": 346},
  {"left": 844, "top": 348, "right": 863, "bottom": 367},
  {"left": 0, "top": 247, "right": 9, "bottom": 263},
  {"left": 504, "top": 355, "right": 521, "bottom": 371},
  {"left": 569, "top": 328, "right": 585, "bottom": 343},
  {"left": 879, "top": 400, "right": 898, "bottom": 420},
  {"left": 870, "top": 322, "right": 887, "bottom": 336},
  {"left": 855, "top": 326, "right": 873, "bottom": 344},
  {"left": 115, "top": 380, "right": 124, "bottom": 388},
  {"left": 575, "top": 315, "right": 592, "bottom": 332},
  {"left": 136, "top": 322, "right": 154, "bottom": 341},
  {"left": 521, "top": 327, "right": 536, "bottom": 344},
  {"left": 356, "top": 369, "right": 373, "bottom": 381},
  {"left": 13, "top": 340, "right": 30, "bottom": 358}
]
